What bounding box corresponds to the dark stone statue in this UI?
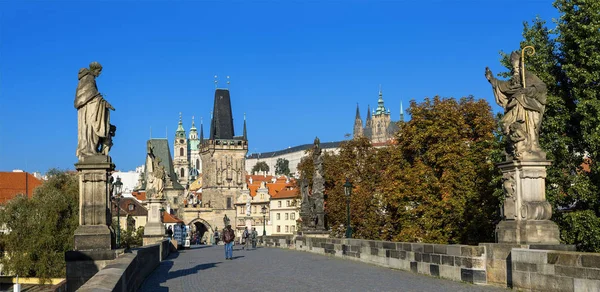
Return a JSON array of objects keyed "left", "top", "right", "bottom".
[
  {"left": 485, "top": 51, "right": 548, "bottom": 160},
  {"left": 75, "top": 62, "right": 116, "bottom": 160}
]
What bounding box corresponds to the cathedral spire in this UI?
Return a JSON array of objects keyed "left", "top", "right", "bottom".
[
  {"left": 375, "top": 86, "right": 386, "bottom": 115},
  {"left": 243, "top": 113, "right": 247, "bottom": 141},
  {"left": 366, "top": 105, "right": 371, "bottom": 121},
  {"left": 355, "top": 103, "right": 361, "bottom": 120}
]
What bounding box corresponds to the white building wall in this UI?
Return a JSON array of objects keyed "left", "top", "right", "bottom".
[
  {"left": 246, "top": 147, "right": 340, "bottom": 177},
  {"left": 270, "top": 198, "right": 300, "bottom": 235}
]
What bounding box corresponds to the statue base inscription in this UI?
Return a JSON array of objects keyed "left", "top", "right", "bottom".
[
  {"left": 144, "top": 198, "right": 166, "bottom": 245},
  {"left": 74, "top": 155, "right": 115, "bottom": 251}
]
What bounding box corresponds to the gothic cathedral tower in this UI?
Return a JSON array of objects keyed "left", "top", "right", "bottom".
[
  {"left": 200, "top": 88, "right": 248, "bottom": 211},
  {"left": 353, "top": 104, "right": 363, "bottom": 138},
  {"left": 173, "top": 114, "right": 190, "bottom": 186}
]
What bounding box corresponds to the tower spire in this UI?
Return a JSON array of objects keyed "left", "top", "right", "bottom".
[
  {"left": 400, "top": 100, "right": 404, "bottom": 122},
  {"left": 243, "top": 113, "right": 247, "bottom": 141},
  {"left": 176, "top": 112, "right": 185, "bottom": 138},
  {"left": 355, "top": 103, "right": 361, "bottom": 120},
  {"left": 200, "top": 117, "right": 204, "bottom": 144},
  {"left": 366, "top": 105, "right": 371, "bottom": 121},
  {"left": 375, "top": 85, "right": 386, "bottom": 115}
]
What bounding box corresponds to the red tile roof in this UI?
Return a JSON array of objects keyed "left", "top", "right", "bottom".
[
  {"left": 271, "top": 188, "right": 298, "bottom": 199},
  {"left": 132, "top": 191, "right": 146, "bottom": 201},
  {"left": 0, "top": 172, "right": 43, "bottom": 204},
  {"left": 162, "top": 212, "right": 184, "bottom": 223}
]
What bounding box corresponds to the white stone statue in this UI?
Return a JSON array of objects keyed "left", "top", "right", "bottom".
[{"left": 246, "top": 195, "right": 251, "bottom": 216}]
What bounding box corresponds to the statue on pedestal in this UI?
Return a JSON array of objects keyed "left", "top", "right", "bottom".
[
  {"left": 75, "top": 61, "right": 116, "bottom": 160},
  {"left": 146, "top": 141, "right": 165, "bottom": 199},
  {"left": 485, "top": 47, "right": 547, "bottom": 160},
  {"left": 246, "top": 195, "right": 252, "bottom": 217}
]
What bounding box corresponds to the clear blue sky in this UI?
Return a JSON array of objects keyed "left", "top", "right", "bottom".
[{"left": 0, "top": 0, "right": 558, "bottom": 173}]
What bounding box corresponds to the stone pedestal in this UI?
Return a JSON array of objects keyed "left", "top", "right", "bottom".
[
  {"left": 301, "top": 230, "right": 330, "bottom": 238},
  {"left": 144, "top": 198, "right": 166, "bottom": 245},
  {"left": 73, "top": 155, "right": 115, "bottom": 251},
  {"left": 495, "top": 159, "right": 560, "bottom": 244}
]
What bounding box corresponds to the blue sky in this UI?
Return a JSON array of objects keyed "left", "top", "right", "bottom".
[{"left": 0, "top": 0, "right": 558, "bottom": 173}]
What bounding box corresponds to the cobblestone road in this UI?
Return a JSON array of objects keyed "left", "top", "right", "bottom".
[{"left": 140, "top": 245, "right": 506, "bottom": 292}]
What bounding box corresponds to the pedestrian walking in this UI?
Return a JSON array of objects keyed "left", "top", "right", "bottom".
[
  {"left": 213, "top": 229, "right": 220, "bottom": 245},
  {"left": 243, "top": 227, "right": 250, "bottom": 250},
  {"left": 251, "top": 227, "right": 258, "bottom": 249},
  {"left": 222, "top": 225, "right": 235, "bottom": 260}
]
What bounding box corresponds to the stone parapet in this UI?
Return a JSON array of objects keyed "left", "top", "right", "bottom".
[{"left": 260, "top": 236, "right": 597, "bottom": 291}]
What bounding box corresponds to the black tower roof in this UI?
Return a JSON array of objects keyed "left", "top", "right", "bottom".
[{"left": 210, "top": 89, "right": 235, "bottom": 140}]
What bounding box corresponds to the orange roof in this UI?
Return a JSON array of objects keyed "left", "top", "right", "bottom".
[
  {"left": 162, "top": 212, "right": 184, "bottom": 223},
  {"left": 246, "top": 175, "right": 274, "bottom": 184},
  {"left": 268, "top": 183, "right": 289, "bottom": 197},
  {"left": 132, "top": 191, "right": 146, "bottom": 201},
  {"left": 271, "top": 188, "right": 298, "bottom": 199},
  {"left": 0, "top": 172, "right": 43, "bottom": 204}
]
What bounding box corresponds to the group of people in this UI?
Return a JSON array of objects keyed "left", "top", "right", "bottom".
[{"left": 220, "top": 225, "right": 259, "bottom": 260}]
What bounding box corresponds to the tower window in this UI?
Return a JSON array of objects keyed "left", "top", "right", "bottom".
[
  {"left": 227, "top": 197, "right": 232, "bottom": 209},
  {"left": 180, "top": 168, "right": 185, "bottom": 178},
  {"left": 180, "top": 147, "right": 184, "bottom": 156},
  {"left": 196, "top": 159, "right": 200, "bottom": 168}
]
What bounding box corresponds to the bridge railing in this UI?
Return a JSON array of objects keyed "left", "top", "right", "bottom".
[
  {"left": 77, "top": 239, "right": 172, "bottom": 292},
  {"left": 260, "top": 235, "right": 600, "bottom": 291}
]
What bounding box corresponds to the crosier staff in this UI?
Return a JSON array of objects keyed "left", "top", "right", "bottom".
[{"left": 520, "top": 45, "right": 535, "bottom": 134}]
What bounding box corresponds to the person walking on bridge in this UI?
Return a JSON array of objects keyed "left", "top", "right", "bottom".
[{"left": 222, "top": 225, "right": 235, "bottom": 260}]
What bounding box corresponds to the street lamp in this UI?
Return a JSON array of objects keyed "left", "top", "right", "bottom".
[
  {"left": 261, "top": 205, "right": 268, "bottom": 236},
  {"left": 344, "top": 178, "right": 353, "bottom": 239},
  {"left": 113, "top": 177, "right": 123, "bottom": 247}
]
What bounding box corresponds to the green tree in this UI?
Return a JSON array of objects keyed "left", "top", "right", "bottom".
[
  {"left": 275, "top": 158, "right": 291, "bottom": 176},
  {"left": 0, "top": 169, "right": 79, "bottom": 281},
  {"left": 251, "top": 161, "right": 270, "bottom": 175},
  {"left": 500, "top": 0, "right": 600, "bottom": 251},
  {"left": 381, "top": 96, "right": 500, "bottom": 244}
]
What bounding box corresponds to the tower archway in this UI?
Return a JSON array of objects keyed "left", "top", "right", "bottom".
[{"left": 188, "top": 218, "right": 214, "bottom": 245}]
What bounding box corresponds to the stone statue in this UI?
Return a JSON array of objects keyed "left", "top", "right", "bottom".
[
  {"left": 75, "top": 62, "right": 116, "bottom": 160},
  {"left": 485, "top": 50, "right": 547, "bottom": 160},
  {"left": 147, "top": 141, "right": 165, "bottom": 199},
  {"left": 223, "top": 214, "right": 230, "bottom": 227},
  {"left": 246, "top": 195, "right": 251, "bottom": 216},
  {"left": 311, "top": 137, "right": 325, "bottom": 230}
]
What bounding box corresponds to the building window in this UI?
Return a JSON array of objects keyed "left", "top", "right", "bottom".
[
  {"left": 285, "top": 213, "right": 289, "bottom": 220},
  {"left": 196, "top": 159, "right": 200, "bottom": 168},
  {"left": 173, "top": 197, "right": 178, "bottom": 204},
  {"left": 278, "top": 201, "right": 282, "bottom": 208},
  {"left": 180, "top": 147, "right": 184, "bottom": 156},
  {"left": 285, "top": 225, "right": 289, "bottom": 232},
  {"left": 291, "top": 213, "right": 295, "bottom": 220},
  {"left": 180, "top": 168, "right": 185, "bottom": 178},
  {"left": 287, "top": 200, "right": 290, "bottom": 207},
  {"left": 277, "top": 226, "right": 281, "bottom": 233},
  {"left": 128, "top": 204, "right": 134, "bottom": 211},
  {"left": 276, "top": 213, "right": 280, "bottom": 220},
  {"left": 292, "top": 225, "right": 295, "bottom": 231},
  {"left": 253, "top": 206, "right": 257, "bottom": 213},
  {"left": 227, "top": 197, "right": 232, "bottom": 209},
  {"left": 239, "top": 207, "right": 243, "bottom": 214}
]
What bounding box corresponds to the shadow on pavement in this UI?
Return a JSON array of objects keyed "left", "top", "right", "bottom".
[
  {"left": 167, "top": 262, "right": 221, "bottom": 280},
  {"left": 231, "top": 255, "right": 245, "bottom": 260}
]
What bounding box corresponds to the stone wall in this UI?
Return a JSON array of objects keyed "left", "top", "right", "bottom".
[
  {"left": 510, "top": 248, "right": 600, "bottom": 291},
  {"left": 262, "top": 236, "right": 487, "bottom": 284},
  {"left": 260, "top": 236, "right": 600, "bottom": 291},
  {"left": 77, "top": 239, "right": 171, "bottom": 292}
]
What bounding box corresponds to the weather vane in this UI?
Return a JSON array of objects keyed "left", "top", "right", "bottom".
[
  {"left": 227, "top": 76, "right": 230, "bottom": 88},
  {"left": 214, "top": 75, "right": 218, "bottom": 88}
]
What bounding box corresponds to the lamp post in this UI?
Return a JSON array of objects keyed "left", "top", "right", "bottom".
[
  {"left": 344, "top": 178, "right": 352, "bottom": 239},
  {"left": 113, "top": 177, "right": 123, "bottom": 247},
  {"left": 261, "top": 205, "right": 267, "bottom": 236}
]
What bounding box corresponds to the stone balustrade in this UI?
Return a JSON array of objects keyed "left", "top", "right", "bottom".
[
  {"left": 260, "top": 235, "right": 600, "bottom": 291},
  {"left": 77, "top": 239, "right": 171, "bottom": 292}
]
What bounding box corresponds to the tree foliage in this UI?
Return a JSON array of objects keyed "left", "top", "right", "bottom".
[
  {"left": 298, "top": 97, "right": 501, "bottom": 244},
  {"left": 251, "top": 161, "right": 270, "bottom": 175},
  {"left": 0, "top": 169, "right": 79, "bottom": 280},
  {"left": 275, "top": 158, "right": 291, "bottom": 176},
  {"left": 500, "top": 0, "right": 600, "bottom": 251}
]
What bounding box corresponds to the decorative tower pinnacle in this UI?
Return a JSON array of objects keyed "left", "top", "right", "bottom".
[
  {"left": 200, "top": 117, "right": 204, "bottom": 144},
  {"left": 353, "top": 103, "right": 363, "bottom": 139},
  {"left": 243, "top": 113, "right": 247, "bottom": 141},
  {"left": 189, "top": 116, "right": 198, "bottom": 140}
]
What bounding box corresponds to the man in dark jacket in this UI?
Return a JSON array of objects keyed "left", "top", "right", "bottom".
[{"left": 222, "top": 225, "right": 235, "bottom": 260}]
